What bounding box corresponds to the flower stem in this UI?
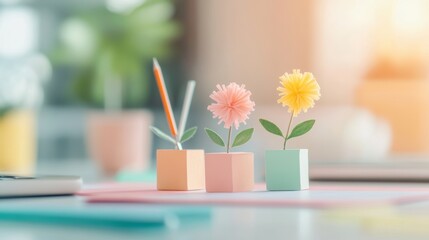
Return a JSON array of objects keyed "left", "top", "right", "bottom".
[
  {"left": 226, "top": 127, "right": 232, "bottom": 153},
  {"left": 283, "top": 112, "right": 294, "bottom": 150},
  {"left": 175, "top": 140, "right": 182, "bottom": 150}
]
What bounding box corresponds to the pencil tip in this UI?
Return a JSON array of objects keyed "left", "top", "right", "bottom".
[{"left": 153, "top": 58, "right": 160, "bottom": 69}]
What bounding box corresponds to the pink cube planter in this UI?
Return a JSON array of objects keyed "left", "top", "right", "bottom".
[
  {"left": 205, "top": 152, "right": 254, "bottom": 192},
  {"left": 157, "top": 149, "right": 205, "bottom": 191}
]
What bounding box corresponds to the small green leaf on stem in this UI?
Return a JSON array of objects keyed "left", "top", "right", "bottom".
[
  {"left": 287, "top": 120, "right": 315, "bottom": 140},
  {"left": 259, "top": 119, "right": 283, "bottom": 137},
  {"left": 150, "top": 126, "right": 176, "bottom": 144},
  {"left": 180, "top": 126, "right": 198, "bottom": 143},
  {"left": 232, "top": 128, "right": 254, "bottom": 147},
  {"left": 205, "top": 128, "right": 225, "bottom": 147}
]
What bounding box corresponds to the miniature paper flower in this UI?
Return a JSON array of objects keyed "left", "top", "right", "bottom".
[
  {"left": 208, "top": 83, "right": 255, "bottom": 129},
  {"left": 260, "top": 70, "right": 320, "bottom": 150},
  {"left": 277, "top": 69, "right": 320, "bottom": 116},
  {"left": 206, "top": 83, "right": 255, "bottom": 153}
]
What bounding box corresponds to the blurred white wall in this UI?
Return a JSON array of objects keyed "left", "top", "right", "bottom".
[{"left": 312, "top": 0, "right": 375, "bottom": 104}]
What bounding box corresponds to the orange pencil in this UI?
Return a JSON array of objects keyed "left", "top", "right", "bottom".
[{"left": 153, "top": 58, "right": 178, "bottom": 139}]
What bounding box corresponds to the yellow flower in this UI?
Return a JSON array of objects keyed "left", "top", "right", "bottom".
[{"left": 277, "top": 69, "right": 320, "bottom": 116}]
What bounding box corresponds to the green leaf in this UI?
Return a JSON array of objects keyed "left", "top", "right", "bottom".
[
  {"left": 205, "top": 128, "right": 225, "bottom": 147},
  {"left": 232, "top": 128, "right": 254, "bottom": 147},
  {"left": 259, "top": 119, "right": 283, "bottom": 137},
  {"left": 287, "top": 120, "right": 315, "bottom": 140},
  {"left": 0, "top": 106, "right": 13, "bottom": 118},
  {"left": 150, "top": 126, "right": 176, "bottom": 144},
  {"left": 180, "top": 126, "right": 198, "bottom": 143}
]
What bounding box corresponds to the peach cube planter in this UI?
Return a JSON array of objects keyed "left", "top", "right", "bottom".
[
  {"left": 205, "top": 152, "right": 254, "bottom": 193},
  {"left": 157, "top": 149, "right": 205, "bottom": 191}
]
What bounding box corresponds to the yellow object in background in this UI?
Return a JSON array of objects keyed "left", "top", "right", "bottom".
[
  {"left": 326, "top": 206, "right": 429, "bottom": 237},
  {"left": 0, "top": 110, "right": 36, "bottom": 175}
]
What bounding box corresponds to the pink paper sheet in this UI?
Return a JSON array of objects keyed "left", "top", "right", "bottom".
[
  {"left": 82, "top": 183, "right": 429, "bottom": 208},
  {"left": 78, "top": 183, "right": 155, "bottom": 196}
]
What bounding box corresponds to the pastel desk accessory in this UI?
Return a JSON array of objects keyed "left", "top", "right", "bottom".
[
  {"left": 116, "top": 169, "right": 157, "bottom": 183},
  {"left": 86, "top": 183, "right": 429, "bottom": 209},
  {"left": 157, "top": 149, "right": 204, "bottom": 191},
  {"left": 260, "top": 70, "right": 320, "bottom": 191},
  {"left": 0, "top": 204, "right": 210, "bottom": 229},
  {"left": 205, "top": 152, "right": 254, "bottom": 192},
  {"left": 205, "top": 83, "right": 255, "bottom": 192},
  {"left": 327, "top": 206, "right": 429, "bottom": 236},
  {"left": 151, "top": 59, "right": 204, "bottom": 191},
  {"left": 0, "top": 110, "right": 35, "bottom": 175}
]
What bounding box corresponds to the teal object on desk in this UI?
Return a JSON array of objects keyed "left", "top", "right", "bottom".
[
  {"left": 116, "top": 169, "right": 157, "bottom": 183},
  {"left": 0, "top": 204, "right": 210, "bottom": 229},
  {"left": 265, "top": 149, "right": 309, "bottom": 191}
]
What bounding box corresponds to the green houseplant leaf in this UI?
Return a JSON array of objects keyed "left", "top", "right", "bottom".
[
  {"left": 205, "top": 128, "right": 225, "bottom": 147},
  {"left": 180, "top": 126, "right": 198, "bottom": 143},
  {"left": 287, "top": 120, "right": 315, "bottom": 140},
  {"left": 259, "top": 119, "right": 283, "bottom": 137},
  {"left": 232, "top": 128, "right": 254, "bottom": 147},
  {"left": 0, "top": 106, "right": 13, "bottom": 118},
  {"left": 55, "top": 1, "right": 181, "bottom": 110},
  {"left": 150, "top": 126, "right": 176, "bottom": 144}
]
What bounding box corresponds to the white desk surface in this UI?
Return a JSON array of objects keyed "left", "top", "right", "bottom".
[{"left": 1, "top": 181, "right": 429, "bottom": 240}]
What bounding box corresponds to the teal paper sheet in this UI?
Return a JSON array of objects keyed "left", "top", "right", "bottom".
[{"left": 0, "top": 204, "right": 210, "bottom": 229}]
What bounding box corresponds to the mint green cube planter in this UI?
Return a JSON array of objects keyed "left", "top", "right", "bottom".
[{"left": 265, "top": 149, "right": 309, "bottom": 191}]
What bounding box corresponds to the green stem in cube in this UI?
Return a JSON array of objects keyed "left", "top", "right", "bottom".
[
  {"left": 226, "top": 127, "right": 232, "bottom": 153},
  {"left": 283, "top": 112, "right": 294, "bottom": 150}
]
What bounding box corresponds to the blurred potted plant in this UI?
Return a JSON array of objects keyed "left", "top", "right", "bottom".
[
  {"left": 0, "top": 55, "right": 51, "bottom": 174},
  {"left": 53, "top": 0, "right": 181, "bottom": 176}
]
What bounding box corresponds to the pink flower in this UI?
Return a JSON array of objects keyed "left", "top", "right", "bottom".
[{"left": 208, "top": 83, "right": 255, "bottom": 129}]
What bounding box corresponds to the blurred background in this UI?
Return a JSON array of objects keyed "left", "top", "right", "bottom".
[{"left": 1, "top": 0, "right": 429, "bottom": 181}]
